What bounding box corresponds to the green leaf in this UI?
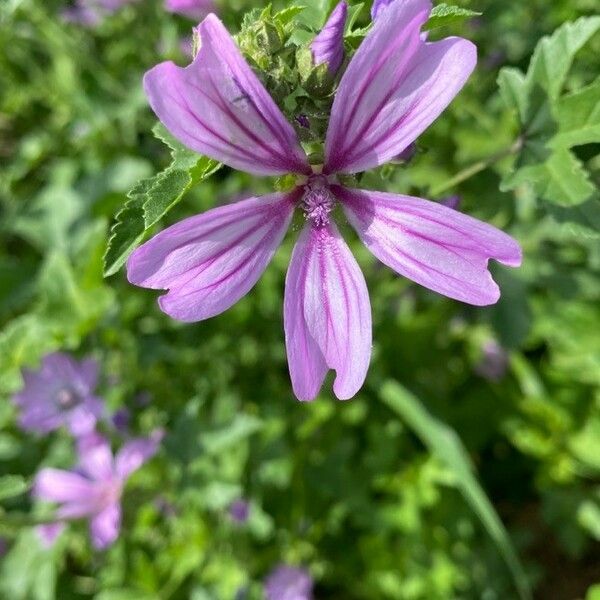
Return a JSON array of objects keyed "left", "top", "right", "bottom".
[
  {"left": 0, "top": 475, "right": 28, "bottom": 502},
  {"left": 553, "top": 76, "right": 600, "bottom": 148},
  {"left": 501, "top": 148, "right": 595, "bottom": 206},
  {"left": 201, "top": 414, "right": 263, "bottom": 455},
  {"left": 0, "top": 315, "right": 56, "bottom": 395},
  {"left": 424, "top": 3, "right": 481, "bottom": 31},
  {"left": 498, "top": 17, "right": 600, "bottom": 206},
  {"left": 103, "top": 124, "right": 221, "bottom": 277},
  {"left": 528, "top": 16, "right": 600, "bottom": 101},
  {"left": 380, "top": 381, "right": 532, "bottom": 600},
  {"left": 546, "top": 199, "right": 600, "bottom": 238},
  {"left": 273, "top": 5, "right": 306, "bottom": 27},
  {"left": 497, "top": 67, "right": 530, "bottom": 124}
]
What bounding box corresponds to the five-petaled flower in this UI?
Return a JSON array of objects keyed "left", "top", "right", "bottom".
[
  {"left": 128, "top": 0, "right": 522, "bottom": 402},
  {"left": 12, "top": 352, "right": 103, "bottom": 436},
  {"left": 33, "top": 432, "right": 161, "bottom": 549}
]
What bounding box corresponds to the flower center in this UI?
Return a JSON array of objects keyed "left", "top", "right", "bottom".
[
  {"left": 301, "top": 176, "right": 335, "bottom": 227},
  {"left": 55, "top": 387, "right": 81, "bottom": 411}
]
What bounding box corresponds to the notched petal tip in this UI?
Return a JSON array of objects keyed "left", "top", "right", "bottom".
[
  {"left": 285, "top": 224, "right": 372, "bottom": 402},
  {"left": 338, "top": 187, "right": 521, "bottom": 308}
]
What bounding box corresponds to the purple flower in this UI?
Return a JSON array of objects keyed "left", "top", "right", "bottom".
[
  {"left": 229, "top": 499, "right": 250, "bottom": 523},
  {"left": 441, "top": 195, "right": 461, "bottom": 210},
  {"left": 264, "top": 565, "right": 313, "bottom": 600},
  {"left": 33, "top": 432, "right": 160, "bottom": 549},
  {"left": 165, "top": 0, "right": 215, "bottom": 20},
  {"left": 61, "top": 0, "right": 134, "bottom": 25},
  {"left": 311, "top": 2, "right": 348, "bottom": 75},
  {"left": 111, "top": 407, "right": 131, "bottom": 433},
  {"left": 129, "top": 0, "right": 521, "bottom": 402},
  {"left": 475, "top": 340, "right": 508, "bottom": 381},
  {"left": 12, "top": 352, "right": 103, "bottom": 436},
  {"left": 61, "top": 2, "right": 102, "bottom": 26},
  {"left": 36, "top": 523, "right": 66, "bottom": 549}
]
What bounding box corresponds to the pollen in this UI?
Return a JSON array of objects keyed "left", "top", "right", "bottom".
[{"left": 301, "top": 177, "right": 335, "bottom": 227}]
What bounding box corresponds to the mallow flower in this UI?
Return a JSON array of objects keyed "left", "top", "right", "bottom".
[
  {"left": 33, "top": 432, "right": 161, "bottom": 549},
  {"left": 165, "top": 0, "right": 216, "bottom": 20},
  {"left": 371, "top": 0, "right": 395, "bottom": 20},
  {"left": 128, "top": 0, "right": 522, "bottom": 401},
  {"left": 12, "top": 352, "right": 103, "bottom": 436},
  {"left": 264, "top": 564, "right": 314, "bottom": 600}
]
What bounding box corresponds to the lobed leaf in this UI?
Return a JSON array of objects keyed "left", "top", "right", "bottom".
[
  {"left": 103, "top": 124, "right": 222, "bottom": 277},
  {"left": 424, "top": 3, "right": 481, "bottom": 31}
]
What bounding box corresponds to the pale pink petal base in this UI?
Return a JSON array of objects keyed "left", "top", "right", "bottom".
[
  {"left": 337, "top": 186, "right": 522, "bottom": 305},
  {"left": 127, "top": 192, "right": 298, "bottom": 322},
  {"left": 284, "top": 223, "right": 372, "bottom": 401}
]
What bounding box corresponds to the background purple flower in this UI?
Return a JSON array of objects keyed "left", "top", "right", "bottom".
[
  {"left": 264, "top": 565, "right": 314, "bottom": 600},
  {"left": 12, "top": 352, "right": 103, "bottom": 436},
  {"left": 111, "top": 407, "right": 131, "bottom": 433},
  {"left": 36, "top": 523, "right": 66, "bottom": 549},
  {"left": 229, "top": 499, "right": 250, "bottom": 523},
  {"left": 33, "top": 432, "right": 160, "bottom": 549},
  {"left": 165, "top": 0, "right": 215, "bottom": 20},
  {"left": 441, "top": 195, "right": 461, "bottom": 209},
  {"left": 475, "top": 340, "right": 509, "bottom": 381}
]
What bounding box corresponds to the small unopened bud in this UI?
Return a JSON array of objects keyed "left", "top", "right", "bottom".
[{"left": 310, "top": 1, "right": 348, "bottom": 75}]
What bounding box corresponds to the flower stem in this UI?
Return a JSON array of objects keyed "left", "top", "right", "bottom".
[{"left": 430, "top": 137, "right": 523, "bottom": 197}]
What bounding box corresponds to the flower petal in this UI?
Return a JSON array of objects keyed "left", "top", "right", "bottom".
[
  {"left": 324, "top": 0, "right": 476, "bottom": 174},
  {"left": 284, "top": 224, "right": 372, "bottom": 401},
  {"left": 337, "top": 186, "right": 522, "bottom": 305},
  {"left": 311, "top": 1, "right": 348, "bottom": 74},
  {"left": 144, "top": 15, "right": 309, "bottom": 176},
  {"left": 90, "top": 502, "right": 121, "bottom": 549},
  {"left": 77, "top": 434, "right": 114, "bottom": 481},
  {"left": 127, "top": 192, "right": 297, "bottom": 322},
  {"left": 115, "top": 431, "right": 162, "bottom": 480},
  {"left": 371, "top": 0, "right": 394, "bottom": 20},
  {"left": 33, "top": 468, "right": 94, "bottom": 504}
]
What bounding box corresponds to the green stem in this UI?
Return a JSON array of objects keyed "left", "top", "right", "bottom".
[{"left": 431, "top": 137, "right": 523, "bottom": 197}]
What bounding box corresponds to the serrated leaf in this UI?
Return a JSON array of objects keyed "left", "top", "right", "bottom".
[
  {"left": 547, "top": 200, "right": 600, "bottom": 239},
  {"left": 424, "top": 3, "right": 481, "bottom": 31},
  {"left": 0, "top": 476, "right": 28, "bottom": 502},
  {"left": 103, "top": 125, "right": 221, "bottom": 277},
  {"left": 274, "top": 5, "right": 306, "bottom": 27},
  {"left": 498, "top": 17, "right": 600, "bottom": 206},
  {"left": 501, "top": 148, "right": 595, "bottom": 206},
  {"left": 381, "top": 381, "right": 531, "bottom": 600},
  {"left": 528, "top": 16, "right": 600, "bottom": 101}
]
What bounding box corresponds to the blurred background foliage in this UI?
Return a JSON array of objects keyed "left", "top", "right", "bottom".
[{"left": 0, "top": 0, "right": 599, "bottom": 598}]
